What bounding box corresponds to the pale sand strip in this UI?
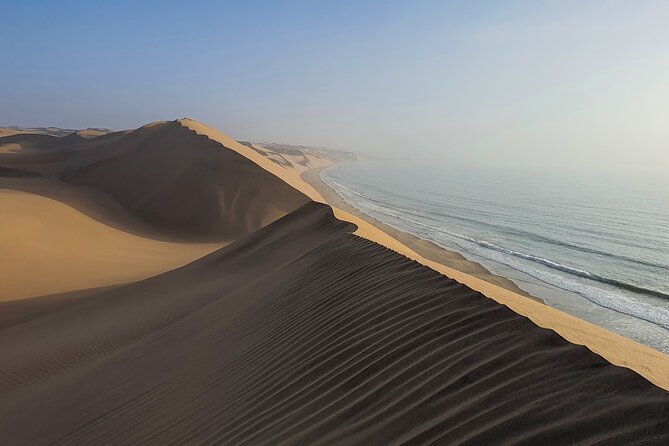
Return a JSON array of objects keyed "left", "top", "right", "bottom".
[
  {"left": 302, "top": 165, "right": 537, "bottom": 296},
  {"left": 181, "top": 118, "right": 669, "bottom": 390}
]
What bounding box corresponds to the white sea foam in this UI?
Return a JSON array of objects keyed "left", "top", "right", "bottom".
[{"left": 322, "top": 171, "right": 669, "bottom": 331}]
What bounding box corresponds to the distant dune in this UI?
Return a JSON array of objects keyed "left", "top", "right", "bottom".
[
  {"left": 0, "top": 119, "right": 667, "bottom": 444},
  {"left": 239, "top": 140, "right": 355, "bottom": 174},
  {"left": 1, "top": 121, "right": 310, "bottom": 239},
  {"left": 0, "top": 125, "right": 113, "bottom": 138},
  {"left": 0, "top": 120, "right": 314, "bottom": 300}
]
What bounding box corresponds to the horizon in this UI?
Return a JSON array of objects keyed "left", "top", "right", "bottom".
[
  {"left": 2, "top": 0, "right": 668, "bottom": 176},
  {"left": 2, "top": 2, "right": 669, "bottom": 440}
]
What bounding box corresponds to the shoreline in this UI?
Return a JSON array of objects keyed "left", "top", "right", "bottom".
[
  {"left": 301, "top": 164, "right": 542, "bottom": 303},
  {"left": 4, "top": 199, "right": 667, "bottom": 443},
  {"left": 299, "top": 161, "right": 669, "bottom": 391},
  {"left": 181, "top": 120, "right": 669, "bottom": 391},
  {"left": 3, "top": 120, "right": 668, "bottom": 443}
]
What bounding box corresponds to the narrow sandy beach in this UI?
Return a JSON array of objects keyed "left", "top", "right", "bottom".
[
  {"left": 301, "top": 165, "right": 537, "bottom": 298},
  {"left": 1, "top": 202, "right": 667, "bottom": 444},
  {"left": 180, "top": 120, "right": 669, "bottom": 391},
  {"left": 0, "top": 119, "right": 667, "bottom": 445},
  {"left": 299, "top": 161, "right": 669, "bottom": 390},
  {"left": 5, "top": 2, "right": 668, "bottom": 443}
]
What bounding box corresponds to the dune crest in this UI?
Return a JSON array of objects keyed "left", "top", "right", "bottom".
[
  {"left": 179, "top": 118, "right": 326, "bottom": 201},
  {"left": 0, "top": 120, "right": 314, "bottom": 300},
  {"left": 179, "top": 118, "right": 669, "bottom": 390},
  {"left": 1, "top": 121, "right": 311, "bottom": 239},
  {"left": 61, "top": 121, "right": 310, "bottom": 238},
  {"left": 6, "top": 118, "right": 665, "bottom": 389},
  {"left": 0, "top": 202, "right": 667, "bottom": 444},
  {"left": 0, "top": 119, "right": 668, "bottom": 444}
]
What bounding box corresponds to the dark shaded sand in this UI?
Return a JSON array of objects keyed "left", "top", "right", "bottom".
[
  {"left": 0, "top": 121, "right": 310, "bottom": 299},
  {"left": 1, "top": 202, "right": 667, "bottom": 445},
  {"left": 0, "top": 166, "right": 41, "bottom": 178},
  {"left": 0, "top": 121, "right": 310, "bottom": 239}
]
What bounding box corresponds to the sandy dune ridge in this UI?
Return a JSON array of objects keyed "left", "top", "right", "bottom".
[
  {"left": 0, "top": 120, "right": 311, "bottom": 300},
  {"left": 0, "top": 202, "right": 667, "bottom": 444},
  {"left": 181, "top": 118, "right": 669, "bottom": 391},
  {"left": 1, "top": 121, "right": 309, "bottom": 238},
  {"left": 0, "top": 118, "right": 667, "bottom": 444}
]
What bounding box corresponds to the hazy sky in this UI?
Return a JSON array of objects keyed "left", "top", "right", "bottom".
[{"left": 2, "top": 0, "right": 668, "bottom": 174}]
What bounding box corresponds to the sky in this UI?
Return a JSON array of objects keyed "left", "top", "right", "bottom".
[{"left": 1, "top": 0, "right": 668, "bottom": 175}]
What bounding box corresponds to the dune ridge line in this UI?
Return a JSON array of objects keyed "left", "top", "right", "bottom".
[{"left": 179, "top": 118, "right": 669, "bottom": 391}]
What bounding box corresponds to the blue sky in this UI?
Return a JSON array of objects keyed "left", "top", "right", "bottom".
[{"left": 1, "top": 0, "right": 668, "bottom": 174}]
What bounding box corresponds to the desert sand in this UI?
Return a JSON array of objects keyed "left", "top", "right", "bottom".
[
  {"left": 1, "top": 121, "right": 309, "bottom": 239},
  {"left": 0, "top": 120, "right": 313, "bottom": 299},
  {"left": 0, "top": 119, "right": 667, "bottom": 444},
  {"left": 0, "top": 202, "right": 667, "bottom": 444},
  {"left": 184, "top": 118, "right": 669, "bottom": 391},
  {"left": 0, "top": 189, "right": 222, "bottom": 300}
]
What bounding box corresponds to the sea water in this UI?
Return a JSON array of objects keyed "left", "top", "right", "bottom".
[{"left": 322, "top": 159, "right": 669, "bottom": 353}]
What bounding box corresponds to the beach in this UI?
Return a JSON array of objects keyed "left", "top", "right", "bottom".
[
  {"left": 303, "top": 161, "right": 669, "bottom": 389},
  {"left": 302, "top": 165, "right": 537, "bottom": 297},
  {"left": 0, "top": 120, "right": 667, "bottom": 444},
  {"left": 319, "top": 159, "right": 669, "bottom": 353}
]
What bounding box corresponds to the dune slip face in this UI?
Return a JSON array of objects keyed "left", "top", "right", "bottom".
[
  {"left": 0, "top": 202, "right": 667, "bottom": 445},
  {"left": 0, "top": 120, "right": 312, "bottom": 300},
  {"left": 0, "top": 120, "right": 310, "bottom": 240}
]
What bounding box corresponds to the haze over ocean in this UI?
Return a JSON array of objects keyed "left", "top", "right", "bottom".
[
  {"left": 323, "top": 159, "right": 669, "bottom": 353},
  {"left": 2, "top": 1, "right": 668, "bottom": 178}
]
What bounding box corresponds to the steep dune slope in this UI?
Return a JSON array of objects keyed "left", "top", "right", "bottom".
[
  {"left": 0, "top": 203, "right": 666, "bottom": 445},
  {"left": 4, "top": 119, "right": 667, "bottom": 386},
  {"left": 180, "top": 119, "right": 669, "bottom": 388},
  {"left": 1, "top": 121, "right": 310, "bottom": 239},
  {"left": 1, "top": 119, "right": 668, "bottom": 444},
  {"left": 180, "top": 118, "right": 326, "bottom": 202},
  {"left": 0, "top": 189, "right": 221, "bottom": 301},
  {"left": 62, "top": 121, "right": 310, "bottom": 238},
  {"left": 0, "top": 120, "right": 312, "bottom": 299}
]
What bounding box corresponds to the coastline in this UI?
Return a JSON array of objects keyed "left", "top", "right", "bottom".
[
  {"left": 301, "top": 164, "right": 541, "bottom": 302},
  {"left": 4, "top": 199, "right": 667, "bottom": 443},
  {"left": 3, "top": 120, "right": 668, "bottom": 443},
  {"left": 179, "top": 120, "right": 669, "bottom": 391},
  {"left": 300, "top": 161, "right": 669, "bottom": 391}
]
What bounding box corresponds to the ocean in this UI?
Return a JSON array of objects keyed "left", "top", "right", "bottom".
[{"left": 322, "top": 159, "right": 669, "bottom": 353}]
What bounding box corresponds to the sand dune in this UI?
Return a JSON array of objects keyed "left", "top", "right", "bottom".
[
  {"left": 241, "top": 141, "right": 353, "bottom": 175},
  {"left": 0, "top": 133, "right": 57, "bottom": 152},
  {"left": 61, "top": 121, "right": 310, "bottom": 238},
  {"left": 1, "top": 121, "right": 310, "bottom": 239},
  {"left": 0, "top": 203, "right": 666, "bottom": 445},
  {"left": 1, "top": 119, "right": 668, "bottom": 444},
  {"left": 0, "top": 126, "right": 113, "bottom": 138},
  {"left": 0, "top": 189, "right": 221, "bottom": 300},
  {"left": 0, "top": 120, "right": 311, "bottom": 299},
  {"left": 180, "top": 119, "right": 669, "bottom": 390},
  {"left": 180, "top": 118, "right": 327, "bottom": 203},
  {"left": 0, "top": 129, "right": 23, "bottom": 137}
]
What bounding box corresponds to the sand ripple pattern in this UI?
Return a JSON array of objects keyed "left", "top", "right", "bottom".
[{"left": 0, "top": 203, "right": 667, "bottom": 445}]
